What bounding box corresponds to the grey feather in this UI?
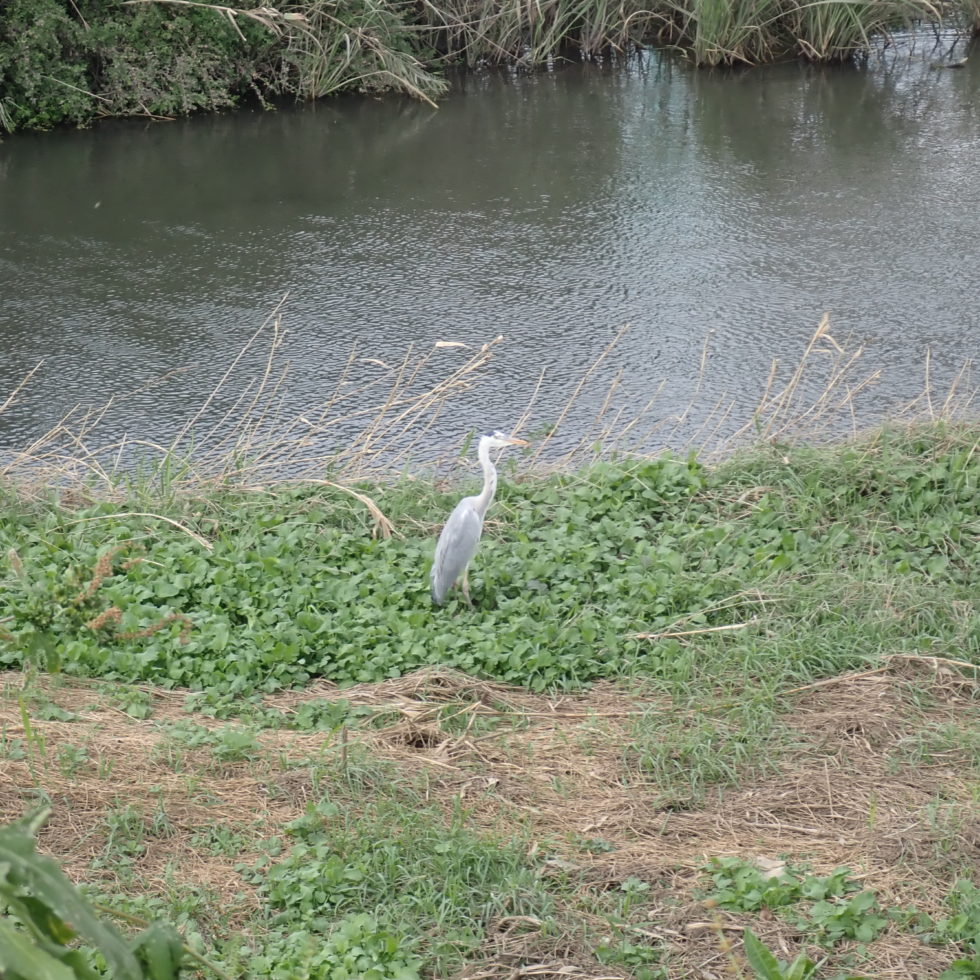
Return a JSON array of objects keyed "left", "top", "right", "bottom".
[
  {"left": 429, "top": 431, "right": 528, "bottom": 606},
  {"left": 430, "top": 496, "right": 483, "bottom": 604}
]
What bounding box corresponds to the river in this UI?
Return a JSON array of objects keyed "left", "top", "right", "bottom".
[{"left": 0, "top": 42, "right": 977, "bottom": 477}]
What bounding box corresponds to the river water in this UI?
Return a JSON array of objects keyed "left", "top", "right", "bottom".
[{"left": 0, "top": 43, "right": 977, "bottom": 476}]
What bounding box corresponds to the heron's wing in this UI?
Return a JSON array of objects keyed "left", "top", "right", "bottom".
[{"left": 431, "top": 499, "right": 483, "bottom": 603}]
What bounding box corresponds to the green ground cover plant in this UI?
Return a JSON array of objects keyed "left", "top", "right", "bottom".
[
  {"left": 701, "top": 857, "right": 857, "bottom": 913},
  {"left": 2, "top": 423, "right": 976, "bottom": 704},
  {"left": 699, "top": 856, "right": 980, "bottom": 975},
  {"left": 741, "top": 929, "right": 819, "bottom": 980},
  {"left": 701, "top": 859, "right": 889, "bottom": 948},
  {"left": 241, "top": 796, "right": 554, "bottom": 974}
]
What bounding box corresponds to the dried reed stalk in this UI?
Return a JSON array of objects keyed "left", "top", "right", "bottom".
[{"left": 1, "top": 307, "right": 975, "bottom": 499}]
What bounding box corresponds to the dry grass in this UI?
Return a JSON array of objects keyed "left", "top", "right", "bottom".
[
  {"left": 2, "top": 658, "right": 978, "bottom": 978},
  {"left": 0, "top": 300, "right": 506, "bottom": 496},
  {"left": 123, "top": 0, "right": 448, "bottom": 104},
  {"left": 1, "top": 306, "right": 976, "bottom": 503}
]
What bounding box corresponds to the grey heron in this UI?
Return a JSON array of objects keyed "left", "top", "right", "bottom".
[{"left": 430, "top": 430, "right": 529, "bottom": 606}]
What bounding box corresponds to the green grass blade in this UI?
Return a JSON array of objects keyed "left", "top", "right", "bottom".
[{"left": 742, "top": 928, "right": 785, "bottom": 980}]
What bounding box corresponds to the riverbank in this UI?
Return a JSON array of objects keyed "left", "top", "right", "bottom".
[
  {"left": 2, "top": 0, "right": 977, "bottom": 133},
  {"left": 1, "top": 416, "right": 978, "bottom": 977},
  {"left": 1, "top": 418, "right": 977, "bottom": 695}
]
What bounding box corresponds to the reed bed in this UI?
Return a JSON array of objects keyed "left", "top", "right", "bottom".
[
  {"left": 0, "top": 306, "right": 975, "bottom": 500},
  {"left": 112, "top": 0, "right": 980, "bottom": 94},
  {"left": 275, "top": 0, "right": 968, "bottom": 71},
  {"left": 657, "top": 0, "right": 945, "bottom": 66},
  {"left": 5, "top": 0, "right": 978, "bottom": 133}
]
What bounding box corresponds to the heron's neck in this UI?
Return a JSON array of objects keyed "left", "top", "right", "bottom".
[{"left": 473, "top": 439, "right": 498, "bottom": 518}]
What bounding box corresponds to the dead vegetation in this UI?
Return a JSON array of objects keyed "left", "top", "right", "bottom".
[
  {"left": 1, "top": 657, "right": 978, "bottom": 978},
  {"left": 2, "top": 311, "right": 975, "bottom": 501}
]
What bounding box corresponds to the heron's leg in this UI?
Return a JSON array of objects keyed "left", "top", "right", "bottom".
[{"left": 461, "top": 567, "right": 473, "bottom": 606}]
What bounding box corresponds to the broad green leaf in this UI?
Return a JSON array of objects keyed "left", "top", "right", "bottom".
[
  {"left": 784, "top": 953, "right": 817, "bottom": 980},
  {"left": 0, "top": 920, "right": 77, "bottom": 980},
  {"left": 59, "top": 949, "right": 105, "bottom": 980},
  {"left": 0, "top": 820, "right": 143, "bottom": 980},
  {"left": 15, "top": 895, "right": 77, "bottom": 945},
  {"left": 132, "top": 921, "right": 185, "bottom": 980},
  {"left": 850, "top": 890, "right": 876, "bottom": 912}
]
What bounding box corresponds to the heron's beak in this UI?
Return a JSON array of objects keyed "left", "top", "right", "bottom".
[{"left": 506, "top": 436, "right": 530, "bottom": 447}]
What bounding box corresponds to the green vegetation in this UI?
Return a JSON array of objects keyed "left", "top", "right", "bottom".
[
  {"left": 742, "top": 929, "right": 819, "bottom": 980},
  {"left": 701, "top": 857, "right": 859, "bottom": 913},
  {"left": 7, "top": 792, "right": 980, "bottom": 978},
  {"left": 2, "top": 422, "right": 976, "bottom": 702},
  {"left": 700, "top": 856, "right": 980, "bottom": 975},
  {"left": 0, "top": 0, "right": 445, "bottom": 134},
  {"left": 0, "top": 808, "right": 187, "bottom": 980},
  {"left": 1, "top": 415, "right": 978, "bottom": 978},
  {"left": 243, "top": 796, "right": 552, "bottom": 975},
  {"left": 703, "top": 858, "right": 890, "bottom": 946},
  {"left": 668, "top": 0, "right": 948, "bottom": 67},
  {"left": 2, "top": 0, "right": 978, "bottom": 133}
]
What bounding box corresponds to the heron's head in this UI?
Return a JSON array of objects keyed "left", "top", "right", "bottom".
[{"left": 484, "top": 430, "right": 529, "bottom": 449}]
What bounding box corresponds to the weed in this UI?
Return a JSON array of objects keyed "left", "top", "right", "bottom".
[
  {"left": 628, "top": 697, "right": 790, "bottom": 804},
  {"left": 0, "top": 807, "right": 191, "bottom": 980},
  {"left": 239, "top": 913, "right": 422, "bottom": 980},
  {"left": 210, "top": 726, "right": 262, "bottom": 763},
  {"left": 702, "top": 859, "right": 889, "bottom": 947},
  {"left": 701, "top": 856, "right": 812, "bottom": 912},
  {"left": 152, "top": 719, "right": 262, "bottom": 768},
  {"left": 243, "top": 796, "right": 553, "bottom": 974},
  {"left": 798, "top": 890, "right": 890, "bottom": 946},
  {"left": 189, "top": 824, "right": 253, "bottom": 858},
  {"left": 101, "top": 805, "right": 147, "bottom": 863},
  {"left": 907, "top": 879, "right": 980, "bottom": 954},
  {"left": 2, "top": 425, "right": 977, "bottom": 710},
  {"left": 893, "top": 719, "right": 980, "bottom": 774},
  {"left": 942, "top": 956, "right": 980, "bottom": 980},
  {"left": 18, "top": 697, "right": 47, "bottom": 786},
  {"left": 595, "top": 933, "right": 667, "bottom": 979},
  {"left": 100, "top": 684, "right": 154, "bottom": 720},
  {"left": 0, "top": 731, "right": 26, "bottom": 760},
  {"left": 29, "top": 696, "right": 78, "bottom": 722},
  {"left": 56, "top": 742, "right": 90, "bottom": 779},
  {"left": 742, "top": 928, "right": 819, "bottom": 980},
  {"left": 617, "top": 875, "right": 652, "bottom": 916}
]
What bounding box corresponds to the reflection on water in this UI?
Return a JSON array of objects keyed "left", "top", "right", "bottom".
[{"left": 0, "top": 45, "right": 977, "bottom": 470}]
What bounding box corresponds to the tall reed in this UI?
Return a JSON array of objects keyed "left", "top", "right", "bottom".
[
  {"left": 280, "top": 0, "right": 448, "bottom": 104},
  {"left": 121, "top": 0, "right": 448, "bottom": 103},
  {"left": 785, "top": 0, "right": 940, "bottom": 61},
  {"left": 113, "top": 0, "right": 975, "bottom": 104},
  {"left": 1, "top": 304, "right": 975, "bottom": 498},
  {"left": 952, "top": 0, "right": 980, "bottom": 31},
  {"left": 412, "top": 0, "right": 658, "bottom": 65},
  {"left": 658, "top": 0, "right": 942, "bottom": 65}
]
